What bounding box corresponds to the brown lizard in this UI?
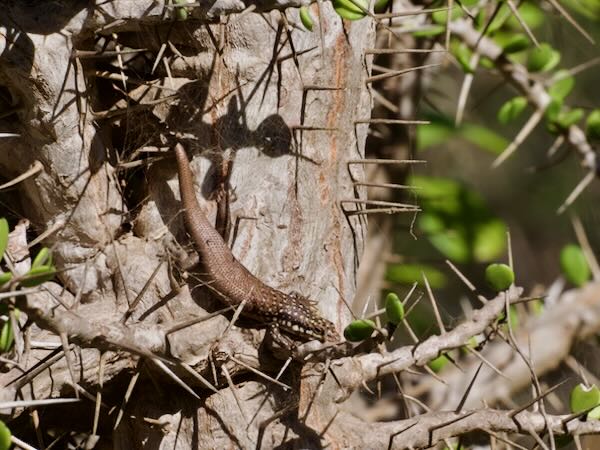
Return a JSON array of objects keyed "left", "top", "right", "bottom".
[{"left": 174, "top": 143, "right": 339, "bottom": 344}]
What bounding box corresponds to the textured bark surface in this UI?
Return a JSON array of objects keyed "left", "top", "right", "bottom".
[{"left": 0, "top": 1, "right": 373, "bottom": 447}]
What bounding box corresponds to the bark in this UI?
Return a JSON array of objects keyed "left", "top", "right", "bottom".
[{"left": 0, "top": 1, "right": 372, "bottom": 447}]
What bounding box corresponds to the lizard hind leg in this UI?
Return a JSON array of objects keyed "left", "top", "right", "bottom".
[{"left": 266, "top": 323, "right": 299, "bottom": 358}]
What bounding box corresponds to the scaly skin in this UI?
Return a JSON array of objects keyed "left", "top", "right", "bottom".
[{"left": 174, "top": 143, "right": 339, "bottom": 342}]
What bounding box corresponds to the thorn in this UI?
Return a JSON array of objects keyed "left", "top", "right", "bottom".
[
  {"left": 166, "top": 306, "right": 234, "bottom": 335},
  {"left": 455, "top": 53, "right": 480, "bottom": 126},
  {"left": 73, "top": 48, "right": 148, "bottom": 59},
  {"left": 427, "top": 411, "right": 477, "bottom": 447},
  {"left": 454, "top": 363, "right": 483, "bottom": 413},
  {"left": 366, "top": 63, "right": 441, "bottom": 84},
  {"left": 505, "top": 0, "right": 539, "bottom": 47},
  {"left": 353, "top": 181, "right": 417, "bottom": 191},
  {"left": 151, "top": 43, "right": 167, "bottom": 75},
  {"left": 291, "top": 125, "right": 338, "bottom": 131},
  {"left": 507, "top": 229, "right": 514, "bottom": 272},
  {"left": 571, "top": 214, "right": 600, "bottom": 281},
  {"left": 113, "top": 371, "right": 141, "bottom": 430},
  {"left": 153, "top": 359, "right": 201, "bottom": 400},
  {"left": 221, "top": 365, "right": 249, "bottom": 425},
  {"left": 0, "top": 398, "right": 80, "bottom": 409},
  {"left": 557, "top": 171, "right": 595, "bottom": 214},
  {"left": 546, "top": 0, "right": 594, "bottom": 44},
  {"left": 365, "top": 48, "right": 447, "bottom": 55},
  {"left": 121, "top": 261, "right": 164, "bottom": 324},
  {"left": 445, "top": 259, "right": 477, "bottom": 292},
  {"left": 375, "top": 6, "right": 451, "bottom": 19},
  {"left": 228, "top": 354, "right": 291, "bottom": 391},
  {"left": 493, "top": 108, "right": 545, "bottom": 168},
  {"left": 345, "top": 207, "right": 421, "bottom": 216},
  {"left": 388, "top": 421, "right": 419, "bottom": 450},
  {"left": 547, "top": 135, "right": 565, "bottom": 158},
  {"left": 179, "top": 362, "right": 219, "bottom": 394},
  {"left": 0, "top": 160, "right": 43, "bottom": 191},
  {"left": 9, "top": 436, "right": 39, "bottom": 450},
  {"left": 509, "top": 379, "right": 569, "bottom": 419},
  {"left": 255, "top": 403, "right": 295, "bottom": 450},
  {"left": 347, "top": 158, "right": 426, "bottom": 166},
  {"left": 463, "top": 345, "right": 510, "bottom": 379},
  {"left": 340, "top": 199, "right": 419, "bottom": 209},
  {"left": 59, "top": 332, "right": 79, "bottom": 399},
  {"left": 355, "top": 118, "right": 430, "bottom": 125},
  {"left": 422, "top": 272, "right": 445, "bottom": 334},
  {"left": 275, "top": 357, "right": 293, "bottom": 381},
  {"left": 300, "top": 359, "right": 330, "bottom": 422}
]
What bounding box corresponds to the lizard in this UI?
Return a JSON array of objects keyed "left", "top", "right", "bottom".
[{"left": 173, "top": 143, "right": 340, "bottom": 345}]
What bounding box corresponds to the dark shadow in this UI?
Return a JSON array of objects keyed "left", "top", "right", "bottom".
[{"left": 1, "top": 0, "right": 89, "bottom": 35}]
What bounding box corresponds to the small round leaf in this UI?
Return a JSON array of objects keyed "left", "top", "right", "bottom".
[
  {"left": 385, "top": 292, "right": 404, "bottom": 325},
  {"left": 299, "top": 6, "right": 314, "bottom": 31},
  {"left": 428, "top": 354, "right": 450, "bottom": 373},
  {"left": 0, "top": 420, "right": 11, "bottom": 450},
  {"left": 485, "top": 263, "right": 514, "bottom": 292},
  {"left": 560, "top": 244, "right": 590, "bottom": 287},
  {"left": 0, "top": 272, "right": 11, "bottom": 286},
  {"left": 0, "top": 320, "right": 14, "bottom": 353},
  {"left": 0, "top": 218, "right": 8, "bottom": 262},
  {"left": 527, "top": 43, "right": 560, "bottom": 72},
  {"left": 333, "top": 0, "right": 368, "bottom": 21},
  {"left": 343, "top": 319, "right": 376, "bottom": 342},
  {"left": 570, "top": 383, "right": 600, "bottom": 419},
  {"left": 20, "top": 265, "right": 56, "bottom": 288},
  {"left": 497, "top": 96, "right": 527, "bottom": 124},
  {"left": 585, "top": 109, "right": 600, "bottom": 140}
]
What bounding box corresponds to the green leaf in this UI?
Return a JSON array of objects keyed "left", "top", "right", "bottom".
[
  {"left": 560, "top": 244, "right": 591, "bottom": 287},
  {"left": 495, "top": 33, "right": 530, "bottom": 54},
  {"left": 385, "top": 292, "right": 404, "bottom": 325},
  {"left": 485, "top": 263, "right": 515, "bottom": 292},
  {"left": 374, "top": 0, "right": 390, "bottom": 13},
  {"left": 545, "top": 99, "right": 562, "bottom": 122},
  {"left": 487, "top": 3, "right": 513, "bottom": 33},
  {"left": 451, "top": 42, "right": 475, "bottom": 73},
  {"left": 570, "top": 384, "right": 600, "bottom": 419},
  {"left": 333, "top": 0, "right": 368, "bottom": 20},
  {"left": 473, "top": 219, "right": 507, "bottom": 262},
  {"left": 386, "top": 264, "right": 447, "bottom": 288},
  {"left": 32, "top": 247, "right": 52, "bottom": 269},
  {"left": 428, "top": 354, "right": 450, "bottom": 372},
  {"left": 506, "top": 2, "right": 545, "bottom": 30},
  {"left": 0, "top": 272, "right": 12, "bottom": 286},
  {"left": 459, "top": 123, "right": 509, "bottom": 155},
  {"left": 429, "top": 232, "right": 470, "bottom": 263},
  {"left": 299, "top": 6, "right": 314, "bottom": 31},
  {"left": 20, "top": 265, "right": 56, "bottom": 288},
  {"left": 586, "top": 109, "right": 600, "bottom": 140},
  {"left": 527, "top": 43, "right": 561, "bottom": 72},
  {"left": 497, "top": 96, "right": 528, "bottom": 124},
  {"left": 0, "top": 218, "right": 8, "bottom": 263},
  {"left": 0, "top": 420, "right": 11, "bottom": 450},
  {"left": 0, "top": 319, "right": 14, "bottom": 353},
  {"left": 173, "top": 0, "right": 189, "bottom": 21},
  {"left": 343, "top": 319, "right": 376, "bottom": 342},
  {"left": 417, "top": 213, "right": 445, "bottom": 234},
  {"left": 558, "top": 0, "right": 600, "bottom": 20},
  {"left": 432, "top": 5, "right": 463, "bottom": 24},
  {"left": 556, "top": 108, "right": 584, "bottom": 129},
  {"left": 416, "top": 121, "right": 455, "bottom": 150},
  {"left": 548, "top": 71, "right": 575, "bottom": 102},
  {"left": 412, "top": 25, "right": 446, "bottom": 38}
]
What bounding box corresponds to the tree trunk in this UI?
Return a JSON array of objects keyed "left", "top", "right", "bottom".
[{"left": 1, "top": 2, "right": 372, "bottom": 447}]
